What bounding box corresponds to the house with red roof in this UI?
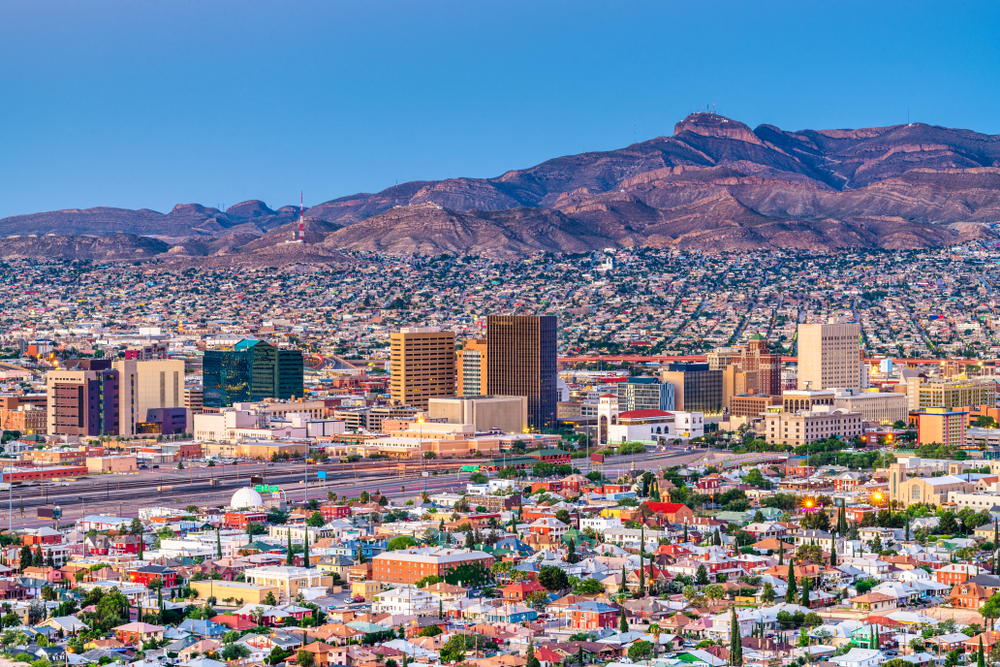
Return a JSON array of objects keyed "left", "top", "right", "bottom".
[
  {"left": 535, "top": 647, "right": 564, "bottom": 667},
  {"left": 502, "top": 579, "right": 547, "bottom": 602},
  {"left": 643, "top": 502, "right": 694, "bottom": 526}
]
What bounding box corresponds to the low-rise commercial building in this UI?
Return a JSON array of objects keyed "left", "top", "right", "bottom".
[
  {"left": 427, "top": 395, "right": 528, "bottom": 435},
  {"left": 86, "top": 455, "right": 138, "bottom": 474},
  {"left": 763, "top": 406, "right": 864, "bottom": 446},
  {"left": 242, "top": 566, "right": 333, "bottom": 602},
  {"left": 833, "top": 388, "right": 908, "bottom": 425}
]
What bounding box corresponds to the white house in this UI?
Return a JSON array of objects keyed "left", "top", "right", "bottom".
[
  {"left": 831, "top": 648, "right": 885, "bottom": 667},
  {"left": 373, "top": 587, "right": 436, "bottom": 615}
]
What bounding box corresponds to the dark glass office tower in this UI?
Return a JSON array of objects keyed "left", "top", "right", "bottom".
[
  {"left": 203, "top": 339, "right": 304, "bottom": 407},
  {"left": 486, "top": 315, "right": 557, "bottom": 430}
]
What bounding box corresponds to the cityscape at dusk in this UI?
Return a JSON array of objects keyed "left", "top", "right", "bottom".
[{"left": 3, "top": 4, "right": 1000, "bottom": 667}]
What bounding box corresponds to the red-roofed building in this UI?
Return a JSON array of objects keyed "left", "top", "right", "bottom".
[
  {"left": 535, "top": 647, "right": 564, "bottom": 667},
  {"left": 210, "top": 614, "right": 257, "bottom": 631},
  {"left": 618, "top": 409, "right": 673, "bottom": 419},
  {"left": 225, "top": 510, "right": 268, "bottom": 529},
  {"left": 695, "top": 473, "right": 724, "bottom": 491},
  {"left": 643, "top": 502, "right": 694, "bottom": 525},
  {"left": 502, "top": 579, "right": 547, "bottom": 602}
]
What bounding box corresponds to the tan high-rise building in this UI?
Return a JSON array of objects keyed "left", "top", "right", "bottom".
[
  {"left": 390, "top": 327, "right": 456, "bottom": 411},
  {"left": 796, "top": 320, "right": 861, "bottom": 390},
  {"left": 113, "top": 359, "right": 187, "bottom": 437},
  {"left": 457, "top": 339, "right": 488, "bottom": 397}
]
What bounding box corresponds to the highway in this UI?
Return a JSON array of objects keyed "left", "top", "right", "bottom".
[{"left": 0, "top": 448, "right": 708, "bottom": 530}]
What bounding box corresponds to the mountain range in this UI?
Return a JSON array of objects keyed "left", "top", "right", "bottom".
[{"left": 4, "top": 112, "right": 1000, "bottom": 264}]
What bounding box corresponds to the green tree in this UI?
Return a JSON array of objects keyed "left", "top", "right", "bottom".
[
  {"left": 785, "top": 562, "right": 797, "bottom": 603},
  {"left": 387, "top": 536, "right": 419, "bottom": 551},
  {"left": 980, "top": 593, "right": 1000, "bottom": 631},
  {"left": 696, "top": 564, "right": 709, "bottom": 586},
  {"left": 296, "top": 650, "right": 316, "bottom": 667},
  {"left": 627, "top": 641, "right": 653, "bottom": 662},
  {"left": 619, "top": 606, "right": 628, "bottom": 633},
  {"left": 526, "top": 637, "right": 539, "bottom": 667},
  {"left": 573, "top": 578, "right": 605, "bottom": 595},
  {"left": 538, "top": 565, "right": 569, "bottom": 591},
  {"left": 306, "top": 512, "right": 325, "bottom": 528},
  {"left": 222, "top": 645, "right": 251, "bottom": 661},
  {"left": 730, "top": 608, "right": 743, "bottom": 666}
]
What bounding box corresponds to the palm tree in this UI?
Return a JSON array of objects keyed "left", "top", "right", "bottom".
[{"left": 649, "top": 624, "right": 662, "bottom": 658}]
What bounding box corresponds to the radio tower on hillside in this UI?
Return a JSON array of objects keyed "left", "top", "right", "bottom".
[{"left": 290, "top": 192, "right": 305, "bottom": 243}]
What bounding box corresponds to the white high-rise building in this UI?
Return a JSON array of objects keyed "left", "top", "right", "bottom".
[{"left": 796, "top": 319, "right": 861, "bottom": 391}]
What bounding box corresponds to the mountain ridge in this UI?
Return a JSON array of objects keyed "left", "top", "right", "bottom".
[{"left": 3, "top": 113, "right": 1000, "bottom": 262}]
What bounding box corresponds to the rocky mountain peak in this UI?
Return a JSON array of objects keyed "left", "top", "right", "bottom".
[{"left": 673, "top": 112, "right": 763, "bottom": 146}]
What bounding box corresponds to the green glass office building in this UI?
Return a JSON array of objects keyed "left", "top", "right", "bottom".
[{"left": 203, "top": 339, "right": 304, "bottom": 407}]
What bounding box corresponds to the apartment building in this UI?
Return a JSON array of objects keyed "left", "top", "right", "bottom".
[
  {"left": 915, "top": 407, "right": 967, "bottom": 447},
  {"left": 456, "top": 338, "right": 488, "bottom": 397},
  {"left": 371, "top": 548, "right": 493, "bottom": 586},
  {"left": 906, "top": 377, "right": 997, "bottom": 412}
]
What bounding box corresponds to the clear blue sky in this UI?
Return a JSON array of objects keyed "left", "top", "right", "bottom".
[{"left": 1, "top": 0, "right": 998, "bottom": 219}]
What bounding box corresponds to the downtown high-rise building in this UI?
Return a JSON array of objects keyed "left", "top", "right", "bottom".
[
  {"left": 796, "top": 320, "right": 861, "bottom": 390},
  {"left": 203, "top": 339, "right": 304, "bottom": 407},
  {"left": 389, "top": 327, "right": 456, "bottom": 411},
  {"left": 742, "top": 333, "right": 782, "bottom": 395},
  {"left": 46, "top": 359, "right": 120, "bottom": 437},
  {"left": 660, "top": 362, "right": 723, "bottom": 414},
  {"left": 114, "top": 358, "right": 186, "bottom": 437},
  {"left": 456, "top": 338, "right": 488, "bottom": 397},
  {"left": 617, "top": 376, "right": 675, "bottom": 412},
  {"left": 486, "top": 315, "right": 557, "bottom": 430}
]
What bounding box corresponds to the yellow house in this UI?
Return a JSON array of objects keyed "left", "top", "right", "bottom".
[
  {"left": 352, "top": 581, "right": 383, "bottom": 602},
  {"left": 600, "top": 508, "right": 626, "bottom": 519}
]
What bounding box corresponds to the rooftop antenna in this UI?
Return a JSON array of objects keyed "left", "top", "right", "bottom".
[{"left": 292, "top": 191, "right": 304, "bottom": 242}]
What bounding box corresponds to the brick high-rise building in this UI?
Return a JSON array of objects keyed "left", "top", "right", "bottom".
[
  {"left": 45, "top": 359, "right": 120, "bottom": 437},
  {"left": 797, "top": 320, "right": 861, "bottom": 390},
  {"left": 389, "top": 327, "right": 456, "bottom": 411},
  {"left": 486, "top": 315, "right": 558, "bottom": 430},
  {"left": 457, "top": 338, "right": 488, "bottom": 397},
  {"left": 742, "top": 333, "right": 782, "bottom": 396}
]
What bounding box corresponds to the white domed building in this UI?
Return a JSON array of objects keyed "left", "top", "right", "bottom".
[{"left": 230, "top": 487, "right": 265, "bottom": 510}]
